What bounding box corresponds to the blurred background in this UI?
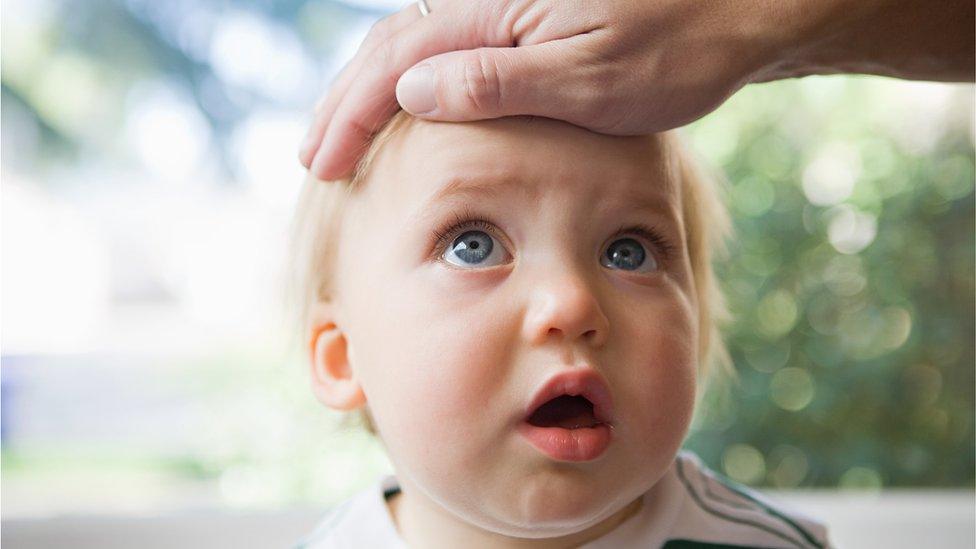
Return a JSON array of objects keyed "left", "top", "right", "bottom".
[{"left": 1, "top": 0, "right": 973, "bottom": 545}]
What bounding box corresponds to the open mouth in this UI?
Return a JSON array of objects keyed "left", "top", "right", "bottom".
[
  {"left": 526, "top": 394, "right": 603, "bottom": 429},
  {"left": 518, "top": 370, "right": 615, "bottom": 461}
]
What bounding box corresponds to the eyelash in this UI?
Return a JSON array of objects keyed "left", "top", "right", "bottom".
[
  {"left": 430, "top": 207, "right": 499, "bottom": 254},
  {"left": 430, "top": 207, "right": 675, "bottom": 264}
]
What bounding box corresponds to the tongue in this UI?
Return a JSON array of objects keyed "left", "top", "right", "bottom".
[{"left": 528, "top": 395, "right": 599, "bottom": 429}]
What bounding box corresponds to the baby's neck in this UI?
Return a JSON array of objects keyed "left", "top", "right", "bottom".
[{"left": 385, "top": 482, "right": 643, "bottom": 549}]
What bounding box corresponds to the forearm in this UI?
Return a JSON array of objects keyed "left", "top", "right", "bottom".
[{"left": 752, "top": 0, "right": 975, "bottom": 83}]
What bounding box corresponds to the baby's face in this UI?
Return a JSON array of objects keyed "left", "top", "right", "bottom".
[{"left": 332, "top": 117, "right": 698, "bottom": 537}]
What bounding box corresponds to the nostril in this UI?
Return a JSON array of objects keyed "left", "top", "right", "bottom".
[{"left": 545, "top": 327, "right": 599, "bottom": 339}]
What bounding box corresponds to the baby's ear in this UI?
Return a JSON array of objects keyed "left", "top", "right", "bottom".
[{"left": 307, "top": 301, "right": 366, "bottom": 411}]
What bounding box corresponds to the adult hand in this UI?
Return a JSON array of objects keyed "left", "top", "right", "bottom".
[{"left": 298, "top": 0, "right": 975, "bottom": 181}]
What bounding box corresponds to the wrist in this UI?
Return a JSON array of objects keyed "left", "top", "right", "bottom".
[
  {"left": 746, "top": 0, "right": 885, "bottom": 82},
  {"left": 748, "top": 0, "right": 974, "bottom": 83}
]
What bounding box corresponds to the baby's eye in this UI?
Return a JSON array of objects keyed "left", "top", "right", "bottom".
[
  {"left": 442, "top": 230, "right": 508, "bottom": 268},
  {"left": 600, "top": 237, "right": 658, "bottom": 273}
]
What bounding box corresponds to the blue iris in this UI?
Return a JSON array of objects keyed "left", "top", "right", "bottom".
[
  {"left": 450, "top": 230, "right": 493, "bottom": 265},
  {"left": 604, "top": 238, "right": 646, "bottom": 270}
]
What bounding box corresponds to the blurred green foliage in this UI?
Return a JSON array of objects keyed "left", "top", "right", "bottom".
[{"left": 684, "top": 79, "right": 974, "bottom": 489}]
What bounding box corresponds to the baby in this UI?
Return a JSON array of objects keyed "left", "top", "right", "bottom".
[{"left": 290, "top": 111, "right": 831, "bottom": 548}]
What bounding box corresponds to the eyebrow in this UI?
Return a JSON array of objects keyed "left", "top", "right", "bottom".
[
  {"left": 412, "top": 174, "right": 677, "bottom": 224},
  {"left": 409, "top": 175, "right": 532, "bottom": 225},
  {"left": 425, "top": 175, "right": 535, "bottom": 204}
]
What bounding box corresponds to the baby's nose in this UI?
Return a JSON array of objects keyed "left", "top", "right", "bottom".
[{"left": 521, "top": 271, "right": 610, "bottom": 348}]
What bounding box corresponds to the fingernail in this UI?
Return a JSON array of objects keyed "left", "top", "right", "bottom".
[{"left": 397, "top": 64, "right": 437, "bottom": 115}]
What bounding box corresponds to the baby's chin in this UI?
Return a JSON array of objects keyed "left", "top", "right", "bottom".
[{"left": 445, "top": 473, "right": 644, "bottom": 540}]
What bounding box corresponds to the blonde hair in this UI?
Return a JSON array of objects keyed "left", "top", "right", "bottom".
[{"left": 288, "top": 112, "right": 734, "bottom": 428}]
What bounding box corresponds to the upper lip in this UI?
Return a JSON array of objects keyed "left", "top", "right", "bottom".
[{"left": 523, "top": 368, "right": 615, "bottom": 425}]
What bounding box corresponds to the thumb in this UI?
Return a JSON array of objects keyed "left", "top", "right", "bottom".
[{"left": 395, "top": 42, "right": 586, "bottom": 121}]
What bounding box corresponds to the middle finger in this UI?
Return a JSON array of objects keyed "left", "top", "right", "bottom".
[{"left": 300, "top": 4, "right": 427, "bottom": 167}]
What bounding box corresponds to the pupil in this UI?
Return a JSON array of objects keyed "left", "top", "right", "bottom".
[
  {"left": 605, "top": 238, "right": 645, "bottom": 271},
  {"left": 451, "top": 230, "right": 493, "bottom": 265}
]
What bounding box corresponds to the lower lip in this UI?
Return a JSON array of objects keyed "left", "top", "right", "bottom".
[{"left": 517, "top": 422, "right": 613, "bottom": 462}]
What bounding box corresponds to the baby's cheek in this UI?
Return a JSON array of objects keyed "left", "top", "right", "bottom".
[
  {"left": 362, "top": 314, "right": 511, "bottom": 458},
  {"left": 625, "top": 300, "right": 698, "bottom": 438},
  {"left": 396, "top": 289, "right": 514, "bottom": 424},
  {"left": 416, "top": 345, "right": 511, "bottom": 435}
]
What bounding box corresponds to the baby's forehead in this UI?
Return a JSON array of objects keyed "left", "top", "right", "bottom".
[{"left": 360, "top": 116, "right": 679, "bottom": 214}]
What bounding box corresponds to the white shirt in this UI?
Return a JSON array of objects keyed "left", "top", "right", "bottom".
[{"left": 296, "top": 450, "right": 831, "bottom": 548}]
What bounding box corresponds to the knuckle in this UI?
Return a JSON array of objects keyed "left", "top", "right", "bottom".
[
  {"left": 369, "top": 38, "right": 398, "bottom": 73},
  {"left": 461, "top": 52, "right": 504, "bottom": 114},
  {"left": 366, "top": 15, "right": 394, "bottom": 44},
  {"left": 372, "top": 39, "right": 405, "bottom": 89},
  {"left": 344, "top": 114, "right": 374, "bottom": 141},
  {"left": 578, "top": 65, "right": 626, "bottom": 131}
]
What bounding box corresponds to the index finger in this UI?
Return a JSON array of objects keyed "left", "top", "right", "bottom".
[
  {"left": 299, "top": 6, "right": 427, "bottom": 169},
  {"left": 309, "top": 2, "right": 498, "bottom": 180}
]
